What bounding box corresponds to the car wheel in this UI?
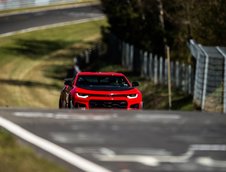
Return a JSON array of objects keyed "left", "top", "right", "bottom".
[
  {"left": 68, "top": 96, "right": 75, "bottom": 109},
  {"left": 59, "top": 98, "right": 66, "bottom": 109}
]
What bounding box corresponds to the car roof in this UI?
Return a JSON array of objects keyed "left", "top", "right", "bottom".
[{"left": 77, "top": 72, "right": 125, "bottom": 76}]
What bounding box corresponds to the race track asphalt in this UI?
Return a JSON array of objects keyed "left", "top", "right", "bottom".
[
  {"left": 0, "top": 4, "right": 103, "bottom": 35},
  {"left": 0, "top": 108, "right": 226, "bottom": 172}
]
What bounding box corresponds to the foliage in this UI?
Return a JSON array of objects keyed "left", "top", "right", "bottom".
[
  {"left": 190, "top": 0, "right": 226, "bottom": 45},
  {"left": 101, "top": 0, "right": 226, "bottom": 60}
]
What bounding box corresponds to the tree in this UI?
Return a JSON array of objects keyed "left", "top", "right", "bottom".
[
  {"left": 101, "top": 0, "right": 226, "bottom": 61},
  {"left": 190, "top": 0, "right": 226, "bottom": 46}
]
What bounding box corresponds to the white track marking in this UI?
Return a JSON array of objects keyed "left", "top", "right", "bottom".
[
  {"left": 197, "top": 157, "right": 226, "bottom": 168},
  {"left": 95, "top": 144, "right": 226, "bottom": 167},
  {"left": 51, "top": 132, "right": 106, "bottom": 144},
  {"left": 100, "top": 148, "right": 116, "bottom": 156},
  {"left": 14, "top": 112, "right": 180, "bottom": 122},
  {"left": 135, "top": 114, "right": 181, "bottom": 121},
  {"left": 0, "top": 16, "right": 105, "bottom": 38},
  {"left": 14, "top": 112, "right": 115, "bottom": 121},
  {"left": 0, "top": 116, "right": 111, "bottom": 172},
  {"left": 191, "top": 144, "right": 226, "bottom": 151},
  {"left": 96, "top": 154, "right": 160, "bottom": 166}
]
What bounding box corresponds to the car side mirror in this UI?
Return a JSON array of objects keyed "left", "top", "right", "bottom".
[
  {"left": 132, "top": 81, "right": 139, "bottom": 87},
  {"left": 64, "top": 78, "right": 73, "bottom": 87}
]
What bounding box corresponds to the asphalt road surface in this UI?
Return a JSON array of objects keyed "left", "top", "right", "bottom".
[
  {"left": 0, "top": 109, "right": 226, "bottom": 172},
  {"left": 0, "top": 4, "right": 103, "bottom": 34}
]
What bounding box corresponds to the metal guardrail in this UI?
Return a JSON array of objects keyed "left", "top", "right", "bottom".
[{"left": 0, "top": 0, "right": 77, "bottom": 10}]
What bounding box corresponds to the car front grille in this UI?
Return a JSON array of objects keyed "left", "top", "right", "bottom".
[{"left": 89, "top": 100, "right": 128, "bottom": 109}]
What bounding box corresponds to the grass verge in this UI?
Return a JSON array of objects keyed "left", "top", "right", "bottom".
[
  {"left": 0, "top": 128, "right": 67, "bottom": 172},
  {"left": 0, "top": 19, "right": 107, "bottom": 108}
]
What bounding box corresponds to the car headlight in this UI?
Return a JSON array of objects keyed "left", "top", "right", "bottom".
[
  {"left": 76, "top": 93, "right": 89, "bottom": 98},
  {"left": 127, "top": 94, "right": 138, "bottom": 99}
]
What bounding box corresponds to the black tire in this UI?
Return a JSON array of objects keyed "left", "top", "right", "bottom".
[
  {"left": 68, "top": 96, "right": 74, "bottom": 109},
  {"left": 59, "top": 98, "right": 66, "bottom": 109}
]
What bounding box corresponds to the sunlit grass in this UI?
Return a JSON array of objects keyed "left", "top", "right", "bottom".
[
  {"left": 0, "top": 19, "right": 107, "bottom": 108},
  {"left": 0, "top": 129, "right": 67, "bottom": 172},
  {"left": 0, "top": 18, "right": 107, "bottom": 172}
]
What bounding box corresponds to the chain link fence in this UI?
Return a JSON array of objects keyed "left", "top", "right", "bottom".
[
  {"left": 188, "top": 39, "right": 226, "bottom": 112},
  {"left": 121, "top": 41, "right": 194, "bottom": 95}
]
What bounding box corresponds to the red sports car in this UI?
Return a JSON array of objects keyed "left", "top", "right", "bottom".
[{"left": 59, "top": 72, "right": 143, "bottom": 110}]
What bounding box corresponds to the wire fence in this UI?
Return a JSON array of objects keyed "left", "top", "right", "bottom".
[
  {"left": 121, "top": 41, "right": 194, "bottom": 95},
  {"left": 77, "top": 34, "right": 195, "bottom": 95},
  {"left": 71, "top": 34, "right": 226, "bottom": 113},
  {"left": 0, "top": 0, "right": 77, "bottom": 10},
  {"left": 188, "top": 39, "right": 226, "bottom": 112}
]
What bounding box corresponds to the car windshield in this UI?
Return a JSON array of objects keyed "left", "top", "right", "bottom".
[{"left": 76, "top": 75, "right": 130, "bottom": 89}]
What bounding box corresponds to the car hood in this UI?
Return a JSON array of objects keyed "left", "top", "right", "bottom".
[
  {"left": 75, "top": 86, "right": 139, "bottom": 95},
  {"left": 77, "top": 85, "right": 134, "bottom": 91}
]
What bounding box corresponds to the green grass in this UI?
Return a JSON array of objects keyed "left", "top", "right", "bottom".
[
  {"left": 0, "top": 19, "right": 107, "bottom": 108},
  {"left": 0, "top": 129, "right": 67, "bottom": 172},
  {"left": 0, "top": 19, "right": 107, "bottom": 172}
]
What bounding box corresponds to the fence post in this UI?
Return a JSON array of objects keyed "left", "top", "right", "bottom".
[
  {"left": 171, "top": 61, "right": 174, "bottom": 87},
  {"left": 154, "top": 55, "right": 158, "bottom": 84},
  {"left": 149, "top": 53, "right": 153, "bottom": 80},
  {"left": 140, "top": 50, "right": 144, "bottom": 77},
  {"left": 166, "top": 46, "right": 172, "bottom": 109},
  {"left": 175, "top": 61, "right": 180, "bottom": 87},
  {"left": 182, "top": 63, "right": 186, "bottom": 92},
  {"left": 159, "top": 57, "right": 163, "bottom": 84},
  {"left": 128, "top": 44, "right": 132, "bottom": 69},
  {"left": 193, "top": 47, "right": 201, "bottom": 102},
  {"left": 126, "top": 43, "right": 129, "bottom": 68},
  {"left": 122, "top": 42, "right": 125, "bottom": 67},
  {"left": 143, "top": 52, "right": 148, "bottom": 77},
  {"left": 164, "top": 58, "right": 168, "bottom": 85},
  {"left": 199, "top": 45, "right": 209, "bottom": 111},
  {"left": 184, "top": 64, "right": 188, "bottom": 93},
  {"left": 147, "top": 52, "right": 150, "bottom": 79},
  {"left": 85, "top": 50, "right": 89, "bottom": 64},
  {"left": 129, "top": 45, "right": 134, "bottom": 71},
  {"left": 188, "top": 65, "right": 192, "bottom": 94},
  {"left": 216, "top": 47, "right": 226, "bottom": 113}
]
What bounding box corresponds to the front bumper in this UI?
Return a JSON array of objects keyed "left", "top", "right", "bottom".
[{"left": 72, "top": 96, "right": 142, "bottom": 110}]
